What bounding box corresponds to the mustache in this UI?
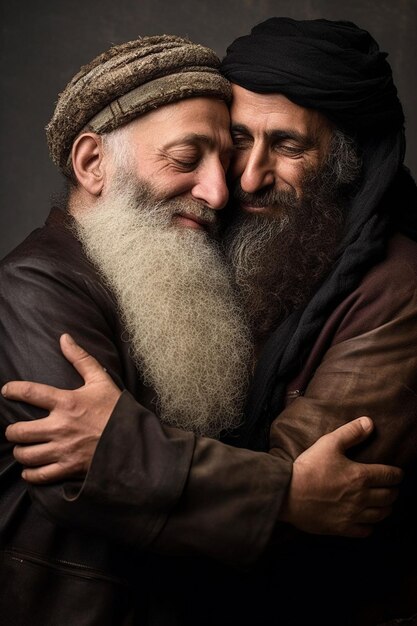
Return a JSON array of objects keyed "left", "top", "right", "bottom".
[
  {"left": 114, "top": 176, "right": 219, "bottom": 228},
  {"left": 231, "top": 181, "right": 298, "bottom": 209},
  {"left": 163, "top": 197, "right": 218, "bottom": 225},
  {"left": 143, "top": 194, "right": 220, "bottom": 237}
]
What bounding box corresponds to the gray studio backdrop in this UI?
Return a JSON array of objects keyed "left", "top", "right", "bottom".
[{"left": 1, "top": 0, "right": 416, "bottom": 258}]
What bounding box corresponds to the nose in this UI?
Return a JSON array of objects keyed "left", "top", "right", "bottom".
[
  {"left": 239, "top": 144, "right": 275, "bottom": 193},
  {"left": 191, "top": 157, "right": 229, "bottom": 210}
]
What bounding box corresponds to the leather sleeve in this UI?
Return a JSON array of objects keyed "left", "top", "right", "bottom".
[
  {"left": 0, "top": 256, "right": 194, "bottom": 547},
  {"left": 0, "top": 254, "right": 292, "bottom": 565},
  {"left": 270, "top": 260, "right": 417, "bottom": 468},
  {"left": 78, "top": 392, "right": 292, "bottom": 566}
]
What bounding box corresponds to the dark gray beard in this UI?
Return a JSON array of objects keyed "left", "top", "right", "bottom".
[{"left": 223, "top": 152, "right": 360, "bottom": 342}]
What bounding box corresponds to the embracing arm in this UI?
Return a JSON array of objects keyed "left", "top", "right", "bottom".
[
  {"left": 4, "top": 335, "right": 402, "bottom": 563},
  {"left": 1, "top": 236, "right": 404, "bottom": 564},
  {"left": 0, "top": 255, "right": 197, "bottom": 548},
  {"left": 0, "top": 253, "right": 294, "bottom": 564}
]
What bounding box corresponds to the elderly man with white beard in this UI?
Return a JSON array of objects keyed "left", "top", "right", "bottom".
[{"left": 0, "top": 35, "right": 403, "bottom": 626}]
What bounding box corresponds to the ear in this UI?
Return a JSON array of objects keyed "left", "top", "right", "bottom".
[{"left": 71, "top": 132, "right": 105, "bottom": 196}]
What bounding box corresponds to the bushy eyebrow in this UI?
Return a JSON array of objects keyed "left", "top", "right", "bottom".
[
  {"left": 231, "top": 123, "right": 314, "bottom": 148},
  {"left": 230, "top": 124, "right": 252, "bottom": 137}
]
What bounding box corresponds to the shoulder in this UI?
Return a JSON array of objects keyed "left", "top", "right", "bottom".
[
  {"left": 2, "top": 209, "right": 88, "bottom": 279},
  {"left": 361, "top": 233, "right": 417, "bottom": 293},
  {"left": 0, "top": 210, "right": 117, "bottom": 338},
  {"left": 333, "top": 234, "right": 417, "bottom": 343},
  {"left": 0, "top": 209, "right": 107, "bottom": 303},
  {"left": 0, "top": 210, "right": 119, "bottom": 387}
]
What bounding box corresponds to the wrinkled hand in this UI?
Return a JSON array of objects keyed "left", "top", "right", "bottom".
[
  {"left": 4, "top": 334, "right": 122, "bottom": 483},
  {"left": 278, "top": 417, "right": 403, "bottom": 538}
]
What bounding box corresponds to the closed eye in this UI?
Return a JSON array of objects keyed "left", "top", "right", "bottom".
[
  {"left": 231, "top": 133, "right": 253, "bottom": 150},
  {"left": 275, "top": 144, "right": 305, "bottom": 157},
  {"left": 171, "top": 157, "right": 200, "bottom": 171}
]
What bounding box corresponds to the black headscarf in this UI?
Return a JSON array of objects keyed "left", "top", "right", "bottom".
[{"left": 220, "top": 18, "right": 417, "bottom": 450}]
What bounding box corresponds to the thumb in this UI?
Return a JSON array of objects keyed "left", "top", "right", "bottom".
[
  {"left": 328, "top": 416, "right": 374, "bottom": 452},
  {"left": 60, "top": 333, "right": 108, "bottom": 384}
]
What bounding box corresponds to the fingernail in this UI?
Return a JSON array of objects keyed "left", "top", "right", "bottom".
[
  {"left": 21, "top": 470, "right": 27, "bottom": 480},
  {"left": 64, "top": 333, "right": 75, "bottom": 345},
  {"left": 359, "top": 416, "right": 373, "bottom": 432},
  {"left": 1, "top": 384, "right": 8, "bottom": 396}
]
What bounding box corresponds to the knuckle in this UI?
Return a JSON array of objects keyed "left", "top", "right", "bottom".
[
  {"left": 390, "top": 468, "right": 404, "bottom": 485},
  {"left": 58, "top": 458, "right": 75, "bottom": 477},
  {"left": 68, "top": 441, "right": 81, "bottom": 456},
  {"left": 379, "top": 467, "right": 403, "bottom": 487},
  {"left": 20, "top": 383, "right": 34, "bottom": 401},
  {"left": 379, "top": 469, "right": 392, "bottom": 484},
  {"left": 37, "top": 469, "right": 49, "bottom": 483},
  {"left": 72, "top": 458, "right": 83, "bottom": 474},
  {"left": 75, "top": 352, "right": 92, "bottom": 368},
  {"left": 54, "top": 422, "right": 69, "bottom": 440},
  {"left": 352, "top": 465, "right": 367, "bottom": 488},
  {"left": 13, "top": 445, "right": 26, "bottom": 463},
  {"left": 60, "top": 394, "right": 77, "bottom": 413},
  {"left": 344, "top": 501, "right": 358, "bottom": 522}
]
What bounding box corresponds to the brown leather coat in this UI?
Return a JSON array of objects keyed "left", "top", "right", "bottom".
[{"left": 0, "top": 208, "right": 292, "bottom": 625}]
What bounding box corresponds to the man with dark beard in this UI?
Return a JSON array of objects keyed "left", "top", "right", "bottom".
[
  {"left": 224, "top": 129, "right": 359, "bottom": 345},
  {"left": 218, "top": 18, "right": 417, "bottom": 625},
  {"left": 0, "top": 33, "right": 402, "bottom": 626}
]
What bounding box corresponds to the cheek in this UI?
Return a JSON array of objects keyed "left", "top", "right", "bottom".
[
  {"left": 276, "top": 160, "right": 306, "bottom": 189},
  {"left": 230, "top": 151, "right": 248, "bottom": 180},
  {"left": 147, "top": 170, "right": 197, "bottom": 200}
]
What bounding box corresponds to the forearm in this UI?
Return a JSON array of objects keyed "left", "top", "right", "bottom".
[
  {"left": 152, "top": 425, "right": 292, "bottom": 565},
  {"left": 30, "top": 391, "right": 196, "bottom": 548},
  {"left": 1, "top": 258, "right": 197, "bottom": 548},
  {"left": 47, "top": 390, "right": 292, "bottom": 566}
]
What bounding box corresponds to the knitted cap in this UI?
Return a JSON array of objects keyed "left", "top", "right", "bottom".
[{"left": 46, "top": 35, "right": 231, "bottom": 175}]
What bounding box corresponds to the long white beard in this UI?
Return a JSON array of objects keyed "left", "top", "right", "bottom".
[{"left": 75, "top": 177, "right": 253, "bottom": 437}]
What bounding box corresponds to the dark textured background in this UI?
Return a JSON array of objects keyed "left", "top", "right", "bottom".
[{"left": 1, "top": 0, "right": 416, "bottom": 258}]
